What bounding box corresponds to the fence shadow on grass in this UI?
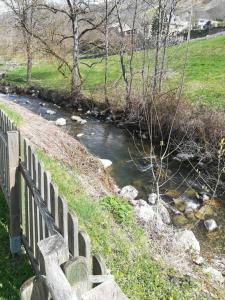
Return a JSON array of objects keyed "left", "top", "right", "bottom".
[{"left": 0, "top": 190, "right": 32, "bottom": 300}]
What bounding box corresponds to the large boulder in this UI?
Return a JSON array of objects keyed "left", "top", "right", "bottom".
[
  {"left": 120, "top": 185, "right": 138, "bottom": 201},
  {"left": 174, "top": 230, "right": 200, "bottom": 254},
  {"left": 203, "top": 267, "right": 224, "bottom": 284},
  {"left": 133, "top": 200, "right": 164, "bottom": 227}
]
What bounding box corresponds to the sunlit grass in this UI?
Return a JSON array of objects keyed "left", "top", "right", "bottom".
[{"left": 3, "top": 35, "right": 225, "bottom": 107}]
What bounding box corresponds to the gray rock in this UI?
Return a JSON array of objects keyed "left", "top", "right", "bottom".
[
  {"left": 193, "top": 256, "right": 204, "bottom": 265},
  {"left": 203, "top": 267, "right": 224, "bottom": 284},
  {"left": 185, "top": 198, "right": 200, "bottom": 211},
  {"left": 133, "top": 200, "right": 164, "bottom": 227},
  {"left": 98, "top": 158, "right": 112, "bottom": 169},
  {"left": 152, "top": 201, "right": 171, "bottom": 224},
  {"left": 202, "top": 193, "right": 210, "bottom": 202},
  {"left": 174, "top": 230, "right": 200, "bottom": 254},
  {"left": 71, "top": 115, "right": 82, "bottom": 122},
  {"left": 120, "top": 185, "right": 138, "bottom": 201},
  {"left": 211, "top": 255, "right": 225, "bottom": 273},
  {"left": 55, "top": 118, "right": 66, "bottom": 126},
  {"left": 147, "top": 193, "right": 158, "bottom": 205},
  {"left": 46, "top": 109, "right": 56, "bottom": 115},
  {"left": 80, "top": 119, "right": 87, "bottom": 125},
  {"left": 204, "top": 219, "right": 218, "bottom": 232},
  {"left": 71, "top": 115, "right": 87, "bottom": 125}
]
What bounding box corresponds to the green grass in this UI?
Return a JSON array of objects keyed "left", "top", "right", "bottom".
[
  {"left": 0, "top": 105, "right": 222, "bottom": 299},
  {"left": 167, "top": 35, "right": 225, "bottom": 107},
  {"left": 0, "top": 191, "right": 33, "bottom": 300},
  {"left": 36, "top": 149, "right": 213, "bottom": 300},
  {"left": 4, "top": 35, "right": 225, "bottom": 107},
  {"left": 0, "top": 103, "right": 23, "bottom": 126}
]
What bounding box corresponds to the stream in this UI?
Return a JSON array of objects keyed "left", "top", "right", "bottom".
[{"left": 1, "top": 92, "right": 225, "bottom": 258}]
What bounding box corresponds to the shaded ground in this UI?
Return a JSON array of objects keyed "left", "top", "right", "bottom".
[{"left": 0, "top": 191, "right": 32, "bottom": 300}]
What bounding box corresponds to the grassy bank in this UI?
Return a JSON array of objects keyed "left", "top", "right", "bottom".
[
  {"left": 0, "top": 103, "right": 222, "bottom": 299},
  {"left": 2, "top": 35, "right": 225, "bottom": 107},
  {"left": 0, "top": 191, "right": 33, "bottom": 300}
]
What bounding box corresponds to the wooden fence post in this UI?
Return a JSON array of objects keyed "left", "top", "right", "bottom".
[
  {"left": 7, "top": 130, "right": 21, "bottom": 254},
  {"left": 38, "top": 234, "right": 78, "bottom": 300}
]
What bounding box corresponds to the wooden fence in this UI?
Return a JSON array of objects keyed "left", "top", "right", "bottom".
[{"left": 0, "top": 109, "right": 128, "bottom": 300}]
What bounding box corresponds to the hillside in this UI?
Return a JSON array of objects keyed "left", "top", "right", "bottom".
[
  {"left": 3, "top": 35, "right": 225, "bottom": 108},
  {"left": 177, "top": 0, "right": 225, "bottom": 20}
]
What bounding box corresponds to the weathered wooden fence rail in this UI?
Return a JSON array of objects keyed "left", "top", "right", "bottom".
[{"left": 0, "top": 109, "right": 128, "bottom": 300}]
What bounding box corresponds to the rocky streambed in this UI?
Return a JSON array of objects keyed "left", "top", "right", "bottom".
[{"left": 0, "top": 91, "right": 225, "bottom": 283}]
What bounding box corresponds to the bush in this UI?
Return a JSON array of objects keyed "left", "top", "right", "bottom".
[{"left": 101, "top": 196, "right": 133, "bottom": 224}]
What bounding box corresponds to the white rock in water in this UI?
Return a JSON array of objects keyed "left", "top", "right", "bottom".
[
  {"left": 99, "top": 158, "right": 112, "bottom": 169},
  {"left": 185, "top": 200, "right": 200, "bottom": 211},
  {"left": 77, "top": 133, "right": 84, "bottom": 138},
  {"left": 55, "top": 118, "right": 66, "bottom": 126},
  {"left": 120, "top": 185, "right": 138, "bottom": 200},
  {"left": 204, "top": 219, "right": 218, "bottom": 232},
  {"left": 26, "top": 100, "right": 30, "bottom": 104},
  {"left": 91, "top": 132, "right": 95, "bottom": 135},
  {"left": 71, "top": 115, "right": 82, "bottom": 122},
  {"left": 148, "top": 193, "right": 158, "bottom": 205},
  {"left": 174, "top": 230, "right": 200, "bottom": 254},
  {"left": 202, "top": 193, "right": 210, "bottom": 202},
  {"left": 203, "top": 267, "right": 224, "bottom": 283},
  {"left": 78, "top": 108, "right": 83, "bottom": 111},
  {"left": 80, "top": 119, "right": 87, "bottom": 125},
  {"left": 46, "top": 110, "right": 56, "bottom": 115}
]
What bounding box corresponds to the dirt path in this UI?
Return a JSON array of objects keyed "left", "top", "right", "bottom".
[{"left": 0, "top": 96, "right": 115, "bottom": 198}]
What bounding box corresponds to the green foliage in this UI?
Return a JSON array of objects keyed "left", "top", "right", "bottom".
[
  {"left": 101, "top": 196, "right": 133, "bottom": 224},
  {"left": 0, "top": 191, "right": 32, "bottom": 300}
]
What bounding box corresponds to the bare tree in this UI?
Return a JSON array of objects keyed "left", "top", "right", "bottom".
[
  {"left": 32, "top": 0, "right": 116, "bottom": 95},
  {"left": 1, "top": 0, "right": 39, "bottom": 82}
]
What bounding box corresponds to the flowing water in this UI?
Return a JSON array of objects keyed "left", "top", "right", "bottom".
[{"left": 1, "top": 92, "right": 225, "bottom": 258}]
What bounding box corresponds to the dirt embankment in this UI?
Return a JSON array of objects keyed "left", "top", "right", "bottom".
[{"left": 0, "top": 96, "right": 115, "bottom": 198}]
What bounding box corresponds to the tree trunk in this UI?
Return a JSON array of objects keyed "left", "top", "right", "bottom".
[
  {"left": 104, "top": 0, "right": 109, "bottom": 105},
  {"left": 26, "top": 44, "right": 32, "bottom": 82},
  {"left": 71, "top": 14, "right": 80, "bottom": 96}
]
